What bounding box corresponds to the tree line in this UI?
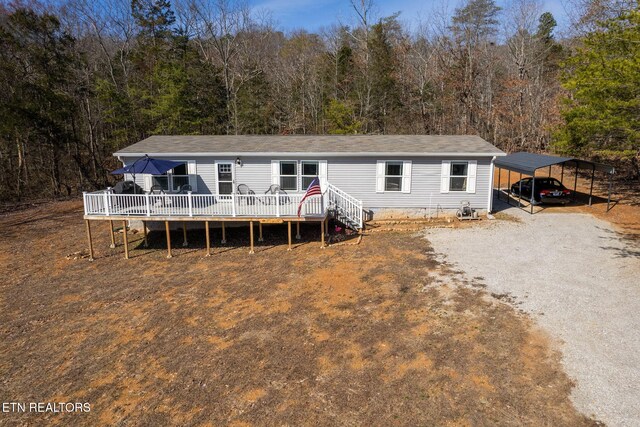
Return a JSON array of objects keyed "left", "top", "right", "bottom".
[{"left": 0, "top": 0, "right": 637, "bottom": 202}]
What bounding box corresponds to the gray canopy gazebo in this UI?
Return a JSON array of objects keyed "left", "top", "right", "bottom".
[{"left": 494, "top": 152, "right": 615, "bottom": 214}]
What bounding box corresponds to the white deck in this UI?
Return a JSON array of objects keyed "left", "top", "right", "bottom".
[{"left": 83, "top": 183, "right": 364, "bottom": 227}]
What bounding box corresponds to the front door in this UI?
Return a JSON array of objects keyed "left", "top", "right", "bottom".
[{"left": 217, "top": 162, "right": 234, "bottom": 195}]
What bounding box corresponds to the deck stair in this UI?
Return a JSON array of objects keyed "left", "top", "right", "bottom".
[{"left": 325, "top": 183, "right": 363, "bottom": 230}]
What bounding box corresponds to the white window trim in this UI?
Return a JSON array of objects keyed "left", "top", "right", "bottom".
[
  {"left": 301, "top": 160, "right": 320, "bottom": 190},
  {"left": 449, "top": 161, "right": 470, "bottom": 192},
  {"left": 214, "top": 160, "right": 234, "bottom": 195},
  {"left": 441, "top": 160, "right": 476, "bottom": 194},
  {"left": 273, "top": 160, "right": 326, "bottom": 192},
  {"left": 376, "top": 160, "right": 412, "bottom": 193},
  {"left": 278, "top": 160, "right": 299, "bottom": 192}
]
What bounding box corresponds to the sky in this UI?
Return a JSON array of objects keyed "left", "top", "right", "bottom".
[{"left": 250, "top": 0, "right": 571, "bottom": 34}]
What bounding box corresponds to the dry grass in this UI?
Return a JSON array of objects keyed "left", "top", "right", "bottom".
[{"left": 0, "top": 201, "right": 598, "bottom": 426}]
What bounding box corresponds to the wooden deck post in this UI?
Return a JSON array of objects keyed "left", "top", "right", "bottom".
[
  {"left": 122, "top": 220, "right": 129, "bottom": 259},
  {"left": 108, "top": 220, "right": 116, "bottom": 248},
  {"left": 249, "top": 221, "right": 255, "bottom": 254},
  {"left": 221, "top": 222, "right": 226, "bottom": 244},
  {"left": 258, "top": 222, "right": 264, "bottom": 242},
  {"left": 205, "top": 221, "right": 211, "bottom": 257},
  {"left": 85, "top": 219, "right": 94, "bottom": 261},
  {"left": 142, "top": 221, "right": 148, "bottom": 248},
  {"left": 165, "top": 221, "right": 172, "bottom": 258},
  {"left": 296, "top": 222, "right": 301, "bottom": 240},
  {"left": 182, "top": 222, "right": 188, "bottom": 247},
  {"left": 287, "top": 221, "right": 292, "bottom": 251},
  {"left": 320, "top": 219, "right": 325, "bottom": 248}
]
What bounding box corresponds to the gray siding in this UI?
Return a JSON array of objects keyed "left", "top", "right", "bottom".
[
  {"left": 117, "top": 155, "right": 493, "bottom": 210},
  {"left": 327, "top": 156, "right": 491, "bottom": 209}
]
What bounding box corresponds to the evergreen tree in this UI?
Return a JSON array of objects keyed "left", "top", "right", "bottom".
[
  {"left": 554, "top": 9, "right": 640, "bottom": 177},
  {"left": 325, "top": 99, "right": 362, "bottom": 134},
  {"left": 368, "top": 16, "right": 401, "bottom": 133}
]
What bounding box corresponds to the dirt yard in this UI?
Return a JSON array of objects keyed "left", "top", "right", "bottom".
[{"left": 0, "top": 201, "right": 599, "bottom": 426}]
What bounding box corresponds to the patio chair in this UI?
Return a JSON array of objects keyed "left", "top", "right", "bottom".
[
  {"left": 237, "top": 184, "right": 255, "bottom": 195},
  {"left": 150, "top": 185, "right": 165, "bottom": 195},
  {"left": 112, "top": 180, "right": 142, "bottom": 194},
  {"left": 264, "top": 184, "right": 289, "bottom": 204},
  {"left": 237, "top": 184, "right": 256, "bottom": 205}
]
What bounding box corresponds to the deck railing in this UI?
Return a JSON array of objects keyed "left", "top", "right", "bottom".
[
  {"left": 83, "top": 190, "right": 326, "bottom": 218},
  {"left": 326, "top": 183, "right": 364, "bottom": 229}
]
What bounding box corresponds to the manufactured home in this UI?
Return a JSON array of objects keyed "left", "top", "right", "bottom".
[{"left": 82, "top": 135, "right": 505, "bottom": 258}]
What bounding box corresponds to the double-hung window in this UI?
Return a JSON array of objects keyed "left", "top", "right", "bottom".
[
  {"left": 376, "top": 160, "right": 411, "bottom": 193},
  {"left": 384, "top": 161, "right": 403, "bottom": 191},
  {"left": 279, "top": 161, "right": 298, "bottom": 191},
  {"left": 440, "top": 160, "right": 476, "bottom": 193},
  {"left": 301, "top": 161, "right": 319, "bottom": 189},
  {"left": 449, "top": 162, "right": 469, "bottom": 191},
  {"left": 273, "top": 160, "right": 325, "bottom": 192}
]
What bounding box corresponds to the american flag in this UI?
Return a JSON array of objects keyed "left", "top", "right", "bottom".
[{"left": 297, "top": 177, "right": 322, "bottom": 217}]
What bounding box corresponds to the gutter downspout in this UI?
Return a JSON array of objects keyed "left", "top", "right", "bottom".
[{"left": 487, "top": 156, "right": 496, "bottom": 213}]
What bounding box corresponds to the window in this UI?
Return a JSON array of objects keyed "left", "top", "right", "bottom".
[
  {"left": 280, "top": 161, "right": 297, "bottom": 191},
  {"left": 376, "top": 160, "right": 411, "bottom": 193},
  {"left": 450, "top": 162, "right": 468, "bottom": 191},
  {"left": 385, "top": 161, "right": 403, "bottom": 191},
  {"left": 152, "top": 162, "right": 190, "bottom": 192},
  {"left": 301, "top": 161, "right": 319, "bottom": 189}
]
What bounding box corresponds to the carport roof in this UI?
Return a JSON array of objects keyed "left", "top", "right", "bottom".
[{"left": 494, "top": 152, "right": 614, "bottom": 175}]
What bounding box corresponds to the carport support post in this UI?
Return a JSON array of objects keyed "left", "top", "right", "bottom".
[
  {"left": 122, "top": 220, "right": 129, "bottom": 259},
  {"left": 205, "top": 221, "right": 211, "bottom": 257},
  {"left": 497, "top": 167, "right": 501, "bottom": 201},
  {"left": 221, "top": 222, "right": 226, "bottom": 244},
  {"left": 560, "top": 163, "right": 565, "bottom": 185},
  {"left": 108, "top": 220, "right": 116, "bottom": 248},
  {"left": 165, "top": 221, "right": 172, "bottom": 258},
  {"left": 258, "top": 222, "right": 264, "bottom": 242},
  {"left": 249, "top": 221, "right": 255, "bottom": 254},
  {"left": 142, "top": 221, "right": 148, "bottom": 248},
  {"left": 573, "top": 162, "right": 579, "bottom": 200},
  {"left": 507, "top": 170, "right": 511, "bottom": 206},
  {"left": 548, "top": 165, "right": 552, "bottom": 177},
  {"left": 182, "top": 222, "right": 188, "bottom": 247},
  {"left": 607, "top": 173, "right": 612, "bottom": 212},
  {"left": 518, "top": 173, "right": 523, "bottom": 207},
  {"left": 589, "top": 165, "right": 595, "bottom": 206},
  {"left": 287, "top": 221, "right": 292, "bottom": 251},
  {"left": 85, "top": 220, "right": 94, "bottom": 261},
  {"left": 530, "top": 174, "right": 536, "bottom": 214},
  {"left": 296, "top": 222, "right": 301, "bottom": 240}
]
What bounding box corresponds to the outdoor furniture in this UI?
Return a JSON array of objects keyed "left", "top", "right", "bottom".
[
  {"left": 237, "top": 184, "right": 255, "bottom": 195},
  {"left": 237, "top": 184, "right": 256, "bottom": 205},
  {"left": 264, "top": 184, "right": 280, "bottom": 194},
  {"left": 264, "top": 184, "right": 289, "bottom": 204},
  {"left": 112, "top": 180, "right": 143, "bottom": 195},
  {"left": 150, "top": 185, "right": 165, "bottom": 195}
]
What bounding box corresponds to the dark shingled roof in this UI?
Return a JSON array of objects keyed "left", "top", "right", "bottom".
[
  {"left": 114, "top": 135, "right": 505, "bottom": 157},
  {"left": 495, "top": 152, "right": 615, "bottom": 175}
]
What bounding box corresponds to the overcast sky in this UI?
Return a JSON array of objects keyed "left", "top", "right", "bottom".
[{"left": 250, "top": 0, "right": 570, "bottom": 34}]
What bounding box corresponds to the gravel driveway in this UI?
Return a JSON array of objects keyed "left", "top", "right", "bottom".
[{"left": 426, "top": 203, "right": 640, "bottom": 426}]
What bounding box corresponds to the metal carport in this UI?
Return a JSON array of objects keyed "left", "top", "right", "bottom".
[{"left": 494, "top": 152, "right": 615, "bottom": 214}]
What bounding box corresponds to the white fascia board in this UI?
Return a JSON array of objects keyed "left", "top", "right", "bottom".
[{"left": 114, "top": 151, "right": 507, "bottom": 158}]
